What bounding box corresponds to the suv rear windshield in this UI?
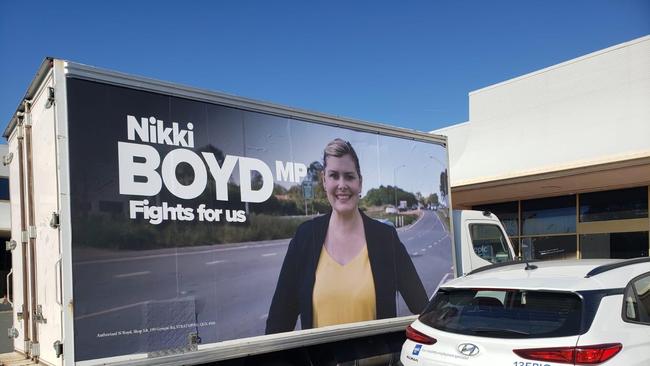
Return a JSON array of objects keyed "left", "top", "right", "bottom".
[{"left": 419, "top": 288, "right": 582, "bottom": 338}]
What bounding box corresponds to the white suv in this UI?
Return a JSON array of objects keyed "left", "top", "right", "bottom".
[{"left": 400, "top": 257, "right": 650, "bottom": 366}]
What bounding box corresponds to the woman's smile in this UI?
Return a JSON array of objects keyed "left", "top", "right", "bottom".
[
  {"left": 322, "top": 154, "right": 362, "bottom": 215},
  {"left": 335, "top": 192, "right": 352, "bottom": 201}
]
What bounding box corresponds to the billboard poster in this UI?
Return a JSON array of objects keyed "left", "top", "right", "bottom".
[{"left": 66, "top": 78, "right": 452, "bottom": 361}]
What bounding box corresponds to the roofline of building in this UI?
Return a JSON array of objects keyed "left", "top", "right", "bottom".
[
  {"left": 469, "top": 34, "right": 650, "bottom": 96},
  {"left": 430, "top": 120, "right": 470, "bottom": 134}
]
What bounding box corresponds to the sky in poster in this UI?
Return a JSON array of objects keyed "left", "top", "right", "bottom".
[{"left": 243, "top": 115, "right": 448, "bottom": 198}]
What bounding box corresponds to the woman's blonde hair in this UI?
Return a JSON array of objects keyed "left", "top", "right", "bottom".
[{"left": 323, "top": 138, "right": 362, "bottom": 178}]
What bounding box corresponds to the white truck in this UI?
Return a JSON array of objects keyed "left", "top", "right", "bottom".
[
  {"left": 451, "top": 210, "right": 515, "bottom": 277},
  {"left": 1, "top": 58, "right": 514, "bottom": 366}
]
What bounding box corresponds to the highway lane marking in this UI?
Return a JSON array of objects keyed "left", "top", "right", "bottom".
[
  {"left": 397, "top": 210, "right": 432, "bottom": 232},
  {"left": 76, "top": 300, "right": 152, "bottom": 320},
  {"left": 76, "top": 240, "right": 290, "bottom": 265},
  {"left": 113, "top": 271, "right": 150, "bottom": 279},
  {"left": 78, "top": 212, "right": 449, "bottom": 266},
  {"left": 420, "top": 249, "right": 426, "bottom": 252},
  {"left": 206, "top": 260, "right": 226, "bottom": 265},
  {"left": 76, "top": 297, "right": 176, "bottom": 320},
  {"left": 262, "top": 253, "right": 277, "bottom": 257},
  {"left": 260, "top": 313, "right": 268, "bottom": 320},
  {"left": 408, "top": 211, "right": 428, "bottom": 229},
  {"left": 428, "top": 245, "right": 433, "bottom": 248}
]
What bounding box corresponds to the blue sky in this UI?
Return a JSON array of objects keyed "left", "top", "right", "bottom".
[{"left": 1, "top": 0, "right": 648, "bottom": 134}]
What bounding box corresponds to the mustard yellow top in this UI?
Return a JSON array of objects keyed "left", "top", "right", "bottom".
[{"left": 312, "top": 245, "right": 376, "bottom": 327}]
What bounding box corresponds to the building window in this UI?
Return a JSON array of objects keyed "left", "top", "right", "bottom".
[
  {"left": 521, "top": 235, "right": 577, "bottom": 261},
  {"left": 522, "top": 195, "right": 576, "bottom": 235},
  {"left": 579, "top": 187, "right": 648, "bottom": 222},
  {"left": 467, "top": 186, "right": 650, "bottom": 261},
  {"left": 473, "top": 201, "right": 519, "bottom": 236},
  {"left": 580, "top": 232, "right": 649, "bottom": 259},
  {"left": 0, "top": 178, "right": 8, "bottom": 201}
]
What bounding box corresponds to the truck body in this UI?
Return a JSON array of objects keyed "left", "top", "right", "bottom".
[{"left": 2, "top": 58, "right": 513, "bottom": 366}]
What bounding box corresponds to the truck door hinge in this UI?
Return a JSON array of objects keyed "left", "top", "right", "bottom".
[
  {"left": 5, "top": 240, "right": 17, "bottom": 251},
  {"left": 7, "top": 327, "right": 19, "bottom": 338},
  {"left": 45, "top": 87, "right": 55, "bottom": 109},
  {"left": 53, "top": 341, "right": 63, "bottom": 358},
  {"left": 30, "top": 341, "right": 40, "bottom": 357},
  {"left": 28, "top": 226, "right": 37, "bottom": 239},
  {"left": 188, "top": 332, "right": 200, "bottom": 345},
  {"left": 50, "top": 212, "right": 60, "bottom": 229},
  {"left": 188, "top": 332, "right": 200, "bottom": 351},
  {"left": 17, "top": 123, "right": 24, "bottom": 138},
  {"left": 2, "top": 152, "right": 13, "bottom": 166},
  {"left": 16, "top": 305, "right": 24, "bottom": 321},
  {"left": 23, "top": 102, "right": 32, "bottom": 126},
  {"left": 21, "top": 231, "right": 28, "bottom": 243},
  {"left": 34, "top": 305, "right": 47, "bottom": 324}
]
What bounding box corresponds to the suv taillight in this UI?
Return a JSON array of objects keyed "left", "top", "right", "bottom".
[
  {"left": 513, "top": 343, "right": 622, "bottom": 365},
  {"left": 405, "top": 325, "right": 437, "bottom": 345}
]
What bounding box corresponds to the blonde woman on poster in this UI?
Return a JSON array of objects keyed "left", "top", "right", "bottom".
[{"left": 266, "top": 138, "right": 427, "bottom": 334}]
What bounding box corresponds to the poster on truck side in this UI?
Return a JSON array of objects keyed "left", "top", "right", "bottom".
[{"left": 67, "top": 78, "right": 452, "bottom": 362}]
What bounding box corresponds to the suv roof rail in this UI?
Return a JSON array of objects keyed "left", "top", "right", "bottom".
[
  {"left": 585, "top": 257, "right": 650, "bottom": 278},
  {"left": 466, "top": 259, "right": 540, "bottom": 276}
]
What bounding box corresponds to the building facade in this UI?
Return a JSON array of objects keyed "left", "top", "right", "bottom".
[{"left": 436, "top": 35, "right": 650, "bottom": 261}]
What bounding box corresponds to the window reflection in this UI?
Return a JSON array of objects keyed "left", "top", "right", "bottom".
[
  {"left": 522, "top": 195, "right": 576, "bottom": 235},
  {"left": 580, "top": 232, "right": 649, "bottom": 259},
  {"left": 633, "top": 276, "right": 650, "bottom": 324},
  {"left": 473, "top": 201, "right": 518, "bottom": 236},
  {"left": 469, "top": 224, "right": 512, "bottom": 263},
  {"left": 625, "top": 274, "right": 650, "bottom": 324},
  {"left": 580, "top": 187, "right": 648, "bottom": 222},
  {"left": 510, "top": 237, "right": 520, "bottom": 258},
  {"left": 520, "top": 235, "right": 577, "bottom": 261}
]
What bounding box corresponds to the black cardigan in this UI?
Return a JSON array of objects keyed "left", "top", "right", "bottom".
[{"left": 265, "top": 211, "right": 428, "bottom": 334}]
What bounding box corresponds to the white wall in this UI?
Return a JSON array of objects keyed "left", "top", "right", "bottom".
[{"left": 436, "top": 35, "right": 650, "bottom": 187}]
